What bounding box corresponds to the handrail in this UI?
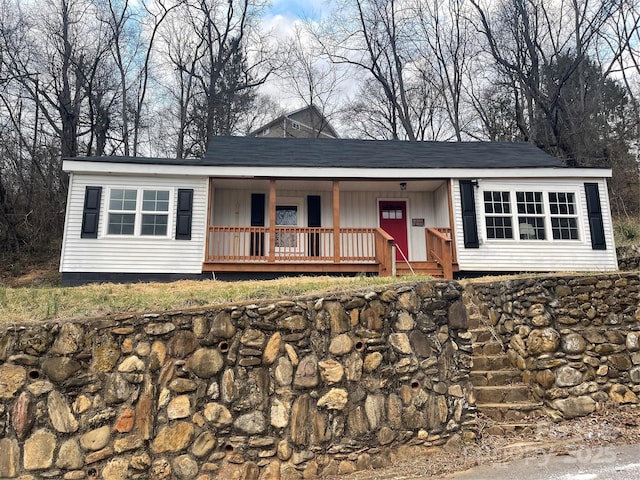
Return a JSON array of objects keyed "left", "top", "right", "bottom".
[
  {"left": 425, "top": 227, "right": 453, "bottom": 279},
  {"left": 374, "top": 227, "right": 395, "bottom": 277}
]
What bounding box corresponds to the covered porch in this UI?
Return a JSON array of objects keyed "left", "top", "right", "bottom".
[{"left": 202, "top": 178, "right": 458, "bottom": 278}]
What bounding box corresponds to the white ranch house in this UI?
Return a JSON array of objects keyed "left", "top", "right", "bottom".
[{"left": 59, "top": 137, "right": 618, "bottom": 285}]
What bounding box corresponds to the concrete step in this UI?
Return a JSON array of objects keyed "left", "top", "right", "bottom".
[
  {"left": 470, "top": 369, "right": 523, "bottom": 387},
  {"left": 474, "top": 385, "right": 533, "bottom": 404},
  {"left": 476, "top": 402, "right": 544, "bottom": 422},
  {"left": 472, "top": 354, "right": 513, "bottom": 371}
]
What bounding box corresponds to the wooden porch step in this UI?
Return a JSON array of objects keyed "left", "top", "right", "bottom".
[{"left": 395, "top": 261, "right": 445, "bottom": 277}]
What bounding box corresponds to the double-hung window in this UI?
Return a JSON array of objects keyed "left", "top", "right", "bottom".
[
  {"left": 516, "top": 192, "right": 545, "bottom": 240},
  {"left": 484, "top": 191, "right": 513, "bottom": 239},
  {"left": 108, "top": 189, "right": 137, "bottom": 235},
  {"left": 141, "top": 190, "right": 169, "bottom": 235},
  {"left": 549, "top": 192, "right": 579, "bottom": 239},
  {"left": 107, "top": 188, "right": 170, "bottom": 236}
]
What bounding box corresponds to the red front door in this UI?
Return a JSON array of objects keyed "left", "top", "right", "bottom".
[{"left": 379, "top": 200, "right": 409, "bottom": 261}]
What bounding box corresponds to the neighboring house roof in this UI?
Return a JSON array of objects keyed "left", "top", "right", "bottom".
[
  {"left": 249, "top": 105, "right": 339, "bottom": 138},
  {"left": 70, "top": 137, "right": 565, "bottom": 169}
]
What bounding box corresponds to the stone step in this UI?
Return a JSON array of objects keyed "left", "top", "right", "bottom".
[
  {"left": 474, "top": 385, "right": 533, "bottom": 404},
  {"left": 467, "top": 313, "right": 481, "bottom": 329},
  {"left": 469, "top": 328, "right": 495, "bottom": 343},
  {"left": 483, "top": 422, "right": 537, "bottom": 437},
  {"left": 470, "top": 369, "right": 523, "bottom": 387},
  {"left": 472, "top": 354, "right": 513, "bottom": 371},
  {"left": 473, "top": 341, "right": 504, "bottom": 355},
  {"left": 476, "top": 402, "right": 544, "bottom": 422}
]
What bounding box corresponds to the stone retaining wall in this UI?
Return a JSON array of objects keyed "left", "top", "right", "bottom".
[
  {"left": 0, "top": 281, "right": 475, "bottom": 480},
  {"left": 465, "top": 272, "right": 640, "bottom": 419},
  {"left": 618, "top": 256, "right": 640, "bottom": 271},
  {"left": 616, "top": 245, "right": 640, "bottom": 271}
]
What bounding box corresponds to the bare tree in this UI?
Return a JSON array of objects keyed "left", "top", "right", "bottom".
[
  {"left": 469, "top": 0, "right": 619, "bottom": 164},
  {"left": 317, "top": 0, "right": 419, "bottom": 140},
  {"left": 277, "top": 25, "right": 346, "bottom": 136},
  {"left": 411, "top": 0, "right": 477, "bottom": 141}
]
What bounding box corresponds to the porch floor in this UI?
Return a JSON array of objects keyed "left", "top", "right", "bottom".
[{"left": 202, "top": 260, "right": 455, "bottom": 278}]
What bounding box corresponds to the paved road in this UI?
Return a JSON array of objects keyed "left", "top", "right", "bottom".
[{"left": 446, "top": 443, "right": 640, "bottom": 480}]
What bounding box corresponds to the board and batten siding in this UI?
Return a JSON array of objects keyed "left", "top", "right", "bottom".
[
  {"left": 433, "top": 183, "right": 450, "bottom": 227},
  {"left": 212, "top": 189, "right": 332, "bottom": 228},
  {"left": 341, "top": 190, "right": 434, "bottom": 262},
  {"left": 451, "top": 177, "right": 618, "bottom": 272},
  {"left": 60, "top": 173, "right": 208, "bottom": 273},
  {"left": 211, "top": 188, "right": 441, "bottom": 263}
]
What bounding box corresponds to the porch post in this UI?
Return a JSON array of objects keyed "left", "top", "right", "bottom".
[
  {"left": 333, "top": 180, "right": 340, "bottom": 263},
  {"left": 446, "top": 179, "right": 458, "bottom": 264},
  {"left": 204, "top": 178, "right": 214, "bottom": 262},
  {"left": 269, "top": 179, "right": 276, "bottom": 262}
]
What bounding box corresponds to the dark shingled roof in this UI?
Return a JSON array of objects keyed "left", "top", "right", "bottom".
[{"left": 70, "top": 137, "right": 565, "bottom": 169}]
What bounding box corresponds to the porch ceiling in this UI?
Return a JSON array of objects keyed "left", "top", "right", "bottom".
[{"left": 211, "top": 178, "right": 446, "bottom": 192}]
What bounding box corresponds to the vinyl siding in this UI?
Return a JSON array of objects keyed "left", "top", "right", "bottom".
[
  {"left": 452, "top": 178, "right": 618, "bottom": 272},
  {"left": 60, "top": 174, "right": 208, "bottom": 273}
]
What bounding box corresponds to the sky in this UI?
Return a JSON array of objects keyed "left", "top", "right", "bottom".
[
  {"left": 264, "top": 0, "right": 330, "bottom": 21},
  {"left": 257, "top": 0, "right": 343, "bottom": 110}
]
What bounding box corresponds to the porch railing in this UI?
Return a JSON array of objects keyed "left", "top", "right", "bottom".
[
  {"left": 207, "top": 226, "right": 390, "bottom": 266},
  {"left": 425, "top": 227, "right": 453, "bottom": 279}
]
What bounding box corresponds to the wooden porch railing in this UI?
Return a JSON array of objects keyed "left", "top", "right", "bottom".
[
  {"left": 425, "top": 227, "right": 453, "bottom": 279},
  {"left": 374, "top": 227, "right": 395, "bottom": 277},
  {"left": 207, "top": 226, "right": 391, "bottom": 268}
]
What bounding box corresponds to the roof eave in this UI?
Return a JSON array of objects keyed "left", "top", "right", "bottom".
[{"left": 62, "top": 159, "right": 612, "bottom": 179}]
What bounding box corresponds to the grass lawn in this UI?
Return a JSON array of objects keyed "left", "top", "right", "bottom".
[{"left": 0, "top": 275, "right": 427, "bottom": 324}]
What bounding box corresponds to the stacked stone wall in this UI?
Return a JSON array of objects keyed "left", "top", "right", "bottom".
[
  {"left": 618, "top": 256, "right": 640, "bottom": 271},
  {"left": 616, "top": 245, "right": 640, "bottom": 271},
  {"left": 0, "top": 281, "right": 475, "bottom": 480},
  {"left": 466, "top": 272, "right": 640, "bottom": 419}
]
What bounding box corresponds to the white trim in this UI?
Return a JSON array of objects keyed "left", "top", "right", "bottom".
[
  {"left": 103, "top": 186, "right": 174, "bottom": 239},
  {"left": 62, "top": 160, "right": 612, "bottom": 180},
  {"left": 58, "top": 173, "right": 75, "bottom": 273},
  {"left": 478, "top": 187, "right": 584, "bottom": 244}
]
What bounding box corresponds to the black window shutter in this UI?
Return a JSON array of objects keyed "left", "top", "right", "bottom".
[
  {"left": 250, "top": 193, "right": 265, "bottom": 256},
  {"left": 307, "top": 195, "right": 321, "bottom": 257},
  {"left": 459, "top": 180, "right": 479, "bottom": 248},
  {"left": 250, "top": 193, "right": 265, "bottom": 226},
  {"left": 175, "top": 189, "right": 193, "bottom": 240},
  {"left": 81, "top": 186, "right": 102, "bottom": 238},
  {"left": 584, "top": 183, "right": 606, "bottom": 250}
]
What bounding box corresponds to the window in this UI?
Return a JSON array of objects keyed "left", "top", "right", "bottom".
[
  {"left": 549, "top": 192, "right": 579, "bottom": 240},
  {"left": 516, "top": 192, "right": 545, "bottom": 240},
  {"left": 484, "top": 191, "right": 512, "bottom": 239},
  {"left": 107, "top": 188, "right": 170, "bottom": 236},
  {"left": 108, "top": 189, "right": 137, "bottom": 235},
  {"left": 482, "top": 189, "right": 579, "bottom": 242},
  {"left": 275, "top": 205, "right": 298, "bottom": 247},
  {"left": 141, "top": 190, "right": 169, "bottom": 236},
  {"left": 381, "top": 205, "right": 404, "bottom": 220},
  {"left": 291, "top": 121, "right": 300, "bottom": 130}
]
